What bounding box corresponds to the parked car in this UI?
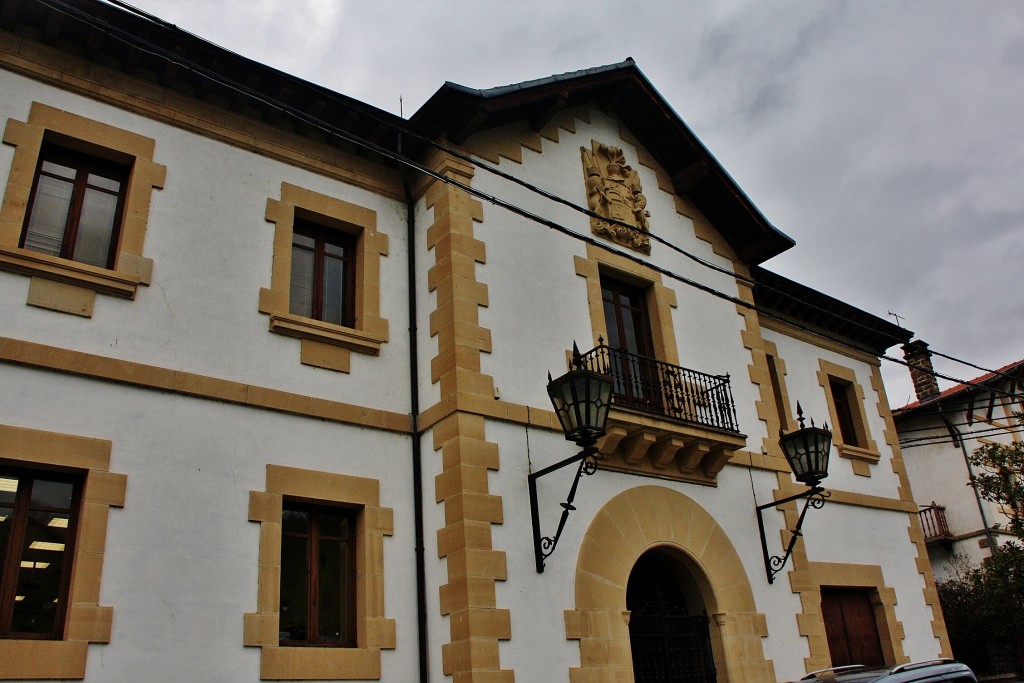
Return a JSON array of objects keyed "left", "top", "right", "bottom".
[{"left": 801, "top": 660, "right": 977, "bottom": 683}]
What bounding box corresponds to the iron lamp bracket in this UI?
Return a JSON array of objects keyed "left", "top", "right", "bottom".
[
  {"left": 756, "top": 485, "right": 830, "bottom": 584},
  {"left": 528, "top": 445, "right": 602, "bottom": 573}
]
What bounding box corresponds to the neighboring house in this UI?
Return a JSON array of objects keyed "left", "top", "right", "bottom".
[
  {"left": 894, "top": 342, "right": 1024, "bottom": 580},
  {"left": 0, "top": 2, "right": 949, "bottom": 682}
]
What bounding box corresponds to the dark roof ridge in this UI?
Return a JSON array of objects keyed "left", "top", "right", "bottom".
[{"left": 443, "top": 58, "right": 638, "bottom": 98}]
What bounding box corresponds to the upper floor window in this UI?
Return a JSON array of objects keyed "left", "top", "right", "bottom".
[
  {"left": 829, "top": 377, "right": 862, "bottom": 448},
  {"left": 601, "top": 274, "right": 659, "bottom": 410},
  {"left": 289, "top": 218, "right": 356, "bottom": 328},
  {"left": 601, "top": 274, "right": 654, "bottom": 359},
  {"left": 260, "top": 183, "right": 390, "bottom": 372},
  {"left": 0, "top": 103, "right": 165, "bottom": 315},
  {"left": 0, "top": 467, "right": 82, "bottom": 639},
  {"left": 279, "top": 502, "right": 357, "bottom": 647},
  {"left": 20, "top": 143, "right": 130, "bottom": 270}
]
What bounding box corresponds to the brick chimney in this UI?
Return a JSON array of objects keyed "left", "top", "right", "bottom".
[{"left": 902, "top": 340, "right": 940, "bottom": 401}]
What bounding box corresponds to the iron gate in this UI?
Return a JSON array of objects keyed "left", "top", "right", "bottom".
[{"left": 629, "top": 599, "right": 717, "bottom": 683}]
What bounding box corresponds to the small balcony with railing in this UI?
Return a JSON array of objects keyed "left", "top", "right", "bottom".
[
  {"left": 577, "top": 342, "right": 746, "bottom": 485},
  {"left": 918, "top": 502, "right": 954, "bottom": 546}
]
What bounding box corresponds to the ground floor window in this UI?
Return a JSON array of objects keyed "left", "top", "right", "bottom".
[
  {"left": 279, "top": 502, "right": 356, "bottom": 647},
  {"left": 0, "top": 467, "right": 81, "bottom": 638}
]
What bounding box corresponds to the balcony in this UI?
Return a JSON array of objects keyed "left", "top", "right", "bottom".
[
  {"left": 919, "top": 502, "right": 953, "bottom": 545},
  {"left": 578, "top": 343, "right": 740, "bottom": 433},
  {"left": 577, "top": 343, "right": 745, "bottom": 485}
]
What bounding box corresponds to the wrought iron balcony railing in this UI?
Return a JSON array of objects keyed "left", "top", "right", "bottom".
[
  {"left": 577, "top": 343, "right": 740, "bottom": 434},
  {"left": 918, "top": 502, "right": 953, "bottom": 543}
]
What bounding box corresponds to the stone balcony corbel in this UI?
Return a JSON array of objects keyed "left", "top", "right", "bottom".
[{"left": 596, "top": 407, "right": 746, "bottom": 486}]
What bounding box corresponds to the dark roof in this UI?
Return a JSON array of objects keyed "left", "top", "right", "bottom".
[
  {"left": 752, "top": 266, "right": 912, "bottom": 355},
  {"left": 408, "top": 59, "right": 796, "bottom": 265},
  {"left": 1, "top": 0, "right": 406, "bottom": 162},
  {"left": 893, "top": 358, "right": 1024, "bottom": 417},
  {"left": 8, "top": 1, "right": 827, "bottom": 271}
]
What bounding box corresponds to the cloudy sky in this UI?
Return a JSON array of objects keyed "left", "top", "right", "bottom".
[{"left": 118, "top": 0, "right": 1024, "bottom": 407}]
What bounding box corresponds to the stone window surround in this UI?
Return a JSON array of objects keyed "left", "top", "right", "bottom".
[
  {"left": 0, "top": 423, "right": 126, "bottom": 680},
  {"left": 817, "top": 359, "right": 881, "bottom": 476},
  {"left": 260, "top": 182, "right": 389, "bottom": 373},
  {"left": 245, "top": 464, "right": 395, "bottom": 680},
  {"left": 0, "top": 102, "right": 165, "bottom": 317}
]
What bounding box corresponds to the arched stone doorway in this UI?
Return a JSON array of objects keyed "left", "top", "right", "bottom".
[
  {"left": 627, "top": 549, "right": 717, "bottom": 683},
  {"left": 564, "top": 485, "right": 776, "bottom": 683}
]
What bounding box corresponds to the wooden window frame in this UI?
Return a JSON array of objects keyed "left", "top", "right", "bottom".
[
  {"left": 601, "top": 273, "right": 656, "bottom": 359},
  {"left": 260, "top": 183, "right": 389, "bottom": 373},
  {"left": 245, "top": 465, "right": 395, "bottom": 680},
  {"left": 290, "top": 218, "right": 356, "bottom": 328},
  {"left": 0, "top": 467, "right": 83, "bottom": 640},
  {"left": 0, "top": 103, "right": 165, "bottom": 315},
  {"left": 279, "top": 501, "right": 357, "bottom": 648},
  {"left": 20, "top": 143, "right": 130, "bottom": 271}
]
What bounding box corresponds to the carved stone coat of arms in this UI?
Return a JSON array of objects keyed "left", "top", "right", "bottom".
[{"left": 581, "top": 141, "right": 651, "bottom": 254}]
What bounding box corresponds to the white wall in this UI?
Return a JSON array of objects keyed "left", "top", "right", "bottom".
[
  {"left": 0, "top": 363, "right": 419, "bottom": 682},
  {"left": 0, "top": 73, "right": 412, "bottom": 414}
]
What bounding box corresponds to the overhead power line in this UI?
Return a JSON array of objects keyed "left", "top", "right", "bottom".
[
  {"left": 36, "top": 0, "right": 1020, "bottom": 399},
  {"left": 899, "top": 424, "right": 1024, "bottom": 450}
]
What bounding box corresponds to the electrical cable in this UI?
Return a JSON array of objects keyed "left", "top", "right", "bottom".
[
  {"left": 35, "top": 0, "right": 1022, "bottom": 397},
  {"left": 899, "top": 424, "right": 1024, "bottom": 448},
  {"left": 899, "top": 432, "right": 1024, "bottom": 450},
  {"left": 90, "top": 0, "right": 1024, "bottom": 388}
]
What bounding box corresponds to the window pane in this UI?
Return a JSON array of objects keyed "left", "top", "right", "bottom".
[
  {"left": 282, "top": 508, "right": 308, "bottom": 535},
  {"left": 40, "top": 161, "right": 76, "bottom": 180},
  {"left": 87, "top": 173, "right": 121, "bottom": 193},
  {"left": 0, "top": 475, "right": 17, "bottom": 506},
  {"left": 10, "top": 511, "right": 69, "bottom": 635},
  {"left": 319, "top": 509, "right": 349, "bottom": 539},
  {"left": 30, "top": 480, "right": 74, "bottom": 510},
  {"left": 279, "top": 534, "right": 308, "bottom": 644},
  {"left": 322, "top": 254, "right": 347, "bottom": 326},
  {"left": 292, "top": 231, "right": 315, "bottom": 249},
  {"left": 620, "top": 308, "right": 639, "bottom": 353},
  {"left": 324, "top": 240, "right": 347, "bottom": 258},
  {"left": 23, "top": 175, "right": 74, "bottom": 256},
  {"left": 73, "top": 188, "right": 119, "bottom": 267},
  {"left": 603, "top": 299, "right": 621, "bottom": 349},
  {"left": 318, "top": 537, "right": 343, "bottom": 643},
  {"left": 289, "top": 246, "right": 315, "bottom": 318}
]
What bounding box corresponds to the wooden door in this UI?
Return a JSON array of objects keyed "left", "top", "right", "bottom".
[{"left": 820, "top": 588, "right": 886, "bottom": 668}]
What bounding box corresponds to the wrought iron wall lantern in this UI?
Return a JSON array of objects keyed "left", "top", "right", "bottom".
[
  {"left": 529, "top": 343, "right": 614, "bottom": 573},
  {"left": 756, "top": 403, "right": 833, "bottom": 584}
]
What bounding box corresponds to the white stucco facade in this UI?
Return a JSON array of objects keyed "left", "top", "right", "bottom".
[{"left": 0, "top": 3, "right": 949, "bottom": 682}]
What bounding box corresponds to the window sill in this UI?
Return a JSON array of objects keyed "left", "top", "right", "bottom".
[
  {"left": 0, "top": 246, "right": 150, "bottom": 299},
  {"left": 268, "top": 312, "right": 384, "bottom": 356},
  {"left": 836, "top": 443, "right": 880, "bottom": 463},
  {"left": 260, "top": 644, "right": 382, "bottom": 680}
]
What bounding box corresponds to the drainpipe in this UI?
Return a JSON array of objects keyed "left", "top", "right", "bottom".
[{"left": 401, "top": 136, "right": 429, "bottom": 682}]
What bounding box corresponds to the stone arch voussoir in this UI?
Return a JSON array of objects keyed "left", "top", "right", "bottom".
[{"left": 564, "top": 485, "right": 776, "bottom": 683}]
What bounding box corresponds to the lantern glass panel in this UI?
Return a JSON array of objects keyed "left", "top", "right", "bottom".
[
  {"left": 780, "top": 425, "right": 831, "bottom": 486},
  {"left": 547, "top": 368, "right": 613, "bottom": 446}
]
